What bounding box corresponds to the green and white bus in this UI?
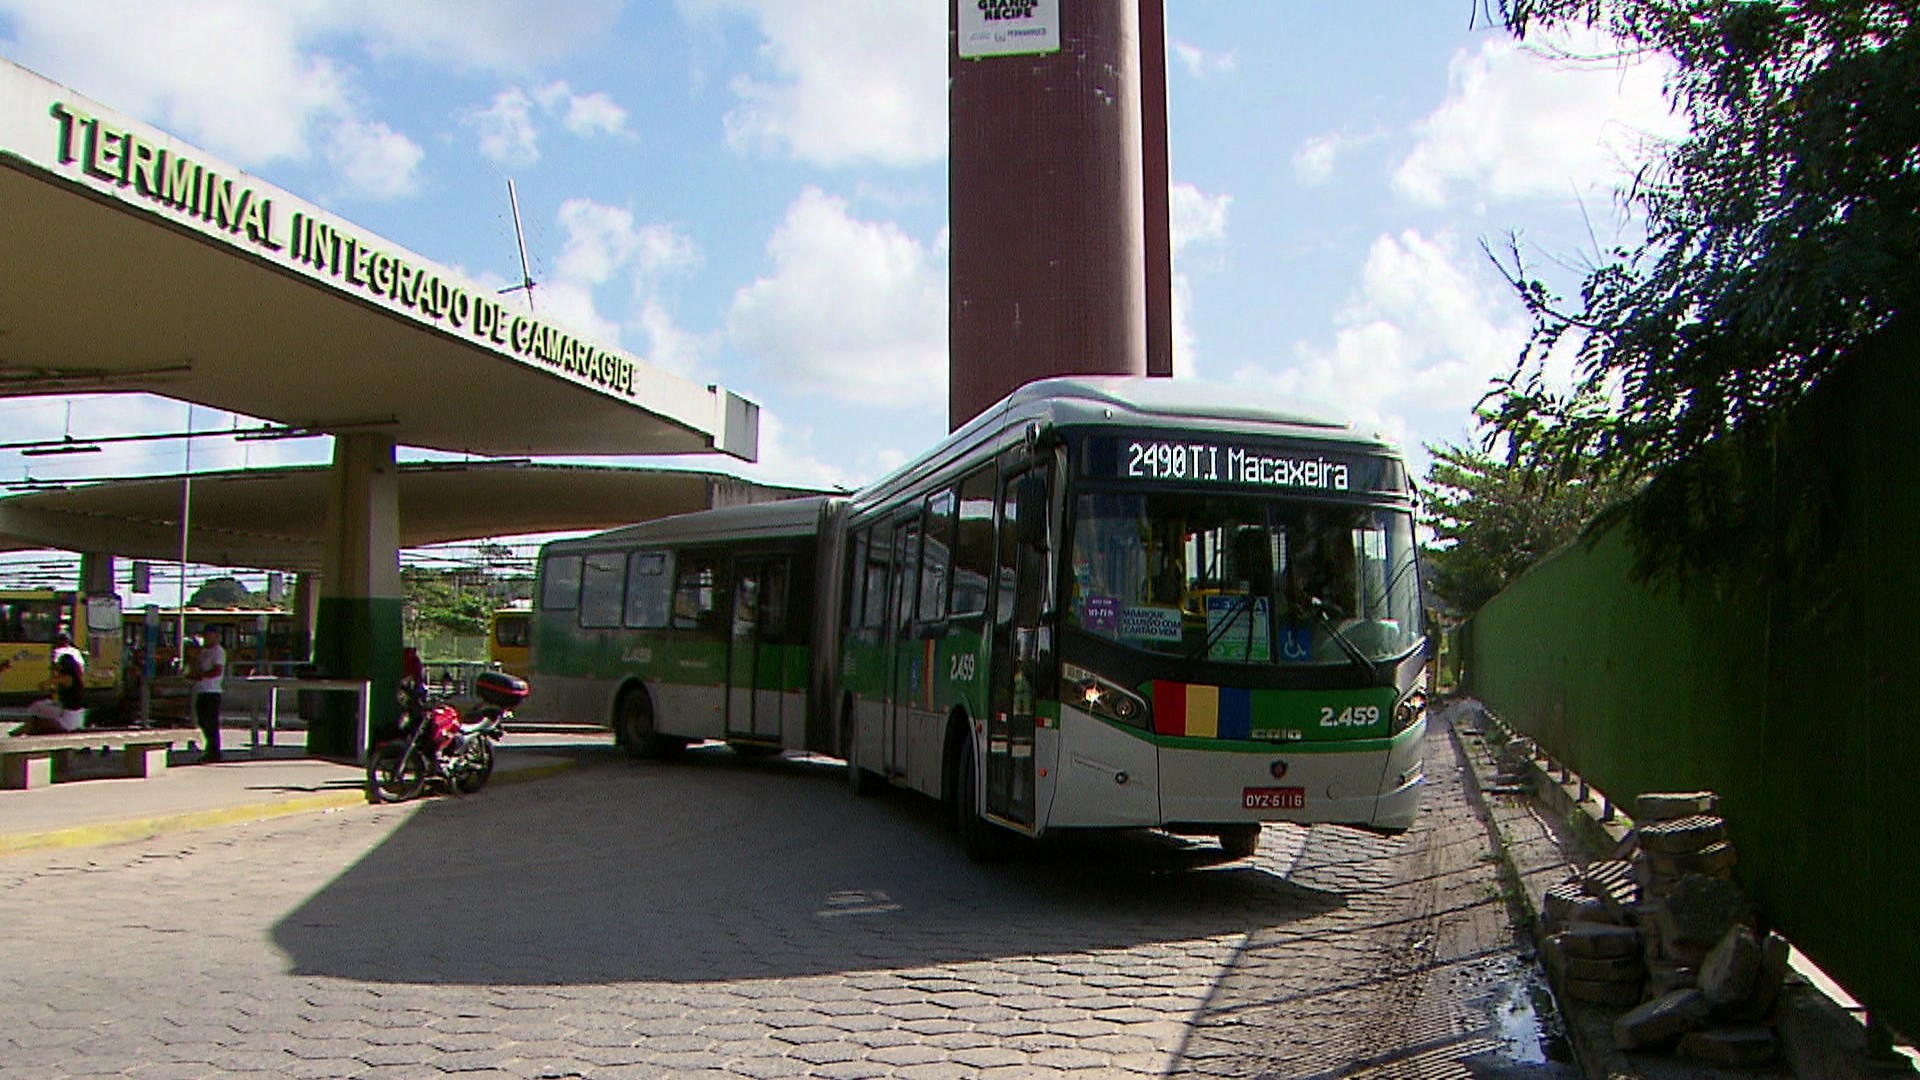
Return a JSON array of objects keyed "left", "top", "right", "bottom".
[
  {"left": 531, "top": 376, "right": 1429, "bottom": 859},
  {"left": 531, "top": 496, "right": 841, "bottom": 757}
]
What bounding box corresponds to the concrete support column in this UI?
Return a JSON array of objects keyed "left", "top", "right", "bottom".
[
  {"left": 79, "top": 552, "right": 115, "bottom": 595},
  {"left": 292, "top": 572, "right": 319, "bottom": 663},
  {"left": 310, "top": 433, "right": 402, "bottom": 759}
]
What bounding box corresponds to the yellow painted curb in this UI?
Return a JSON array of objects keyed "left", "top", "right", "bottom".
[{"left": 0, "top": 756, "right": 577, "bottom": 857}]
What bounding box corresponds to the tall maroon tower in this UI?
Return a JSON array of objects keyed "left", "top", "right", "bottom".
[{"left": 948, "top": 0, "right": 1172, "bottom": 431}]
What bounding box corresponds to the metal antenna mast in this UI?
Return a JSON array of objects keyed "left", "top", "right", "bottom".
[{"left": 499, "top": 178, "right": 538, "bottom": 313}]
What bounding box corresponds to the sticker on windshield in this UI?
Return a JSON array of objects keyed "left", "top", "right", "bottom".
[
  {"left": 1206, "top": 595, "right": 1271, "bottom": 662},
  {"left": 1278, "top": 625, "right": 1312, "bottom": 662},
  {"left": 1080, "top": 595, "right": 1119, "bottom": 634},
  {"left": 1118, "top": 605, "right": 1184, "bottom": 643}
]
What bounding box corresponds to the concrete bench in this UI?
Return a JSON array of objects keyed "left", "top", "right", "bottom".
[{"left": 0, "top": 730, "right": 178, "bottom": 790}]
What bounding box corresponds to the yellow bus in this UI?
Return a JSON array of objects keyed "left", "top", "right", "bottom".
[
  {"left": 489, "top": 604, "right": 532, "bottom": 678},
  {"left": 122, "top": 607, "right": 301, "bottom": 678},
  {"left": 0, "top": 589, "right": 123, "bottom": 706}
]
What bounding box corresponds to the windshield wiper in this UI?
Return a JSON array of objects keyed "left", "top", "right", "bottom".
[{"left": 1310, "top": 596, "right": 1387, "bottom": 686}]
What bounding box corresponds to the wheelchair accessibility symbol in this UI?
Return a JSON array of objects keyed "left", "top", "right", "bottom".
[{"left": 1280, "top": 626, "right": 1312, "bottom": 662}]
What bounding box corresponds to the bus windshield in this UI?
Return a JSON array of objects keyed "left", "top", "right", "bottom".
[
  {"left": 0, "top": 597, "right": 60, "bottom": 643},
  {"left": 1067, "top": 491, "right": 1422, "bottom": 665}
]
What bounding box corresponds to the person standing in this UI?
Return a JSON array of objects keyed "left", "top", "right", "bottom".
[{"left": 191, "top": 631, "right": 227, "bottom": 763}]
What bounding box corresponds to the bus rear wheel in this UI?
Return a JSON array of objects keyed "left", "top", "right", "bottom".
[{"left": 615, "top": 689, "right": 667, "bottom": 760}]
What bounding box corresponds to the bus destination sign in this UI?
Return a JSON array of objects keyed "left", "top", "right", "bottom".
[{"left": 1080, "top": 435, "right": 1399, "bottom": 494}]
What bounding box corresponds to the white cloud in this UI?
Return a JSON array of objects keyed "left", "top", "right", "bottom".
[
  {"left": 532, "top": 278, "right": 625, "bottom": 348},
  {"left": 558, "top": 89, "right": 629, "bottom": 137},
  {"left": 552, "top": 199, "right": 702, "bottom": 289},
  {"left": 324, "top": 120, "right": 424, "bottom": 201},
  {"left": 1236, "top": 230, "right": 1527, "bottom": 454},
  {"left": 1170, "top": 183, "right": 1231, "bottom": 253},
  {"left": 0, "top": 0, "right": 628, "bottom": 189},
  {"left": 722, "top": 409, "right": 864, "bottom": 492},
  {"left": 686, "top": 0, "right": 945, "bottom": 167},
  {"left": 469, "top": 81, "right": 632, "bottom": 166},
  {"left": 347, "top": 0, "right": 625, "bottom": 72},
  {"left": 1167, "top": 182, "right": 1231, "bottom": 378},
  {"left": 522, "top": 199, "right": 708, "bottom": 377},
  {"left": 726, "top": 188, "right": 947, "bottom": 405},
  {"left": 1293, "top": 134, "right": 1341, "bottom": 187},
  {"left": 631, "top": 298, "right": 716, "bottom": 382},
  {"left": 0, "top": 0, "right": 350, "bottom": 166},
  {"left": 1171, "top": 40, "right": 1236, "bottom": 79},
  {"left": 469, "top": 87, "right": 542, "bottom": 166},
  {"left": 1394, "top": 32, "right": 1684, "bottom": 207}
]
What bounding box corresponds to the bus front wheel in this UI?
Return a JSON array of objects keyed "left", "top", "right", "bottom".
[{"left": 955, "top": 739, "right": 1006, "bottom": 863}]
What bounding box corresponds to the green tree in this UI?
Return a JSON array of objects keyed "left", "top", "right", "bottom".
[
  {"left": 1485, "top": 0, "right": 1919, "bottom": 580},
  {"left": 1422, "top": 430, "right": 1636, "bottom": 614},
  {"left": 187, "top": 576, "right": 273, "bottom": 609},
  {"left": 402, "top": 570, "right": 495, "bottom": 639}
]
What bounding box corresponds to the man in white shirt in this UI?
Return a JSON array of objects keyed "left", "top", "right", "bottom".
[{"left": 191, "top": 632, "right": 227, "bottom": 763}]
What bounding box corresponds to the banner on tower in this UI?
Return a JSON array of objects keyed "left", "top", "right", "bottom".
[{"left": 958, "top": 0, "right": 1060, "bottom": 58}]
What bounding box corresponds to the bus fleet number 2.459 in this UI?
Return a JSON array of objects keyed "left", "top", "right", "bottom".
[{"left": 1320, "top": 704, "right": 1379, "bottom": 728}]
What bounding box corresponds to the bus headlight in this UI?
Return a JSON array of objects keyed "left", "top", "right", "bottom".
[
  {"left": 1063, "top": 663, "right": 1151, "bottom": 730},
  {"left": 1392, "top": 688, "right": 1427, "bottom": 735}
]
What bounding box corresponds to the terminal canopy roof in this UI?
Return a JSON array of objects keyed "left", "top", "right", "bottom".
[
  {"left": 0, "top": 462, "right": 827, "bottom": 573},
  {"left": 0, "top": 59, "right": 758, "bottom": 461}
]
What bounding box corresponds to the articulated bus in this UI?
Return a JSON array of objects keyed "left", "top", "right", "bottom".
[
  {"left": 0, "top": 589, "right": 123, "bottom": 705},
  {"left": 531, "top": 377, "right": 1428, "bottom": 859}
]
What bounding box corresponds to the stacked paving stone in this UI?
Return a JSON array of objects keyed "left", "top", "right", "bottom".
[
  {"left": 1483, "top": 735, "right": 1539, "bottom": 795},
  {"left": 1539, "top": 791, "right": 1794, "bottom": 1067}
]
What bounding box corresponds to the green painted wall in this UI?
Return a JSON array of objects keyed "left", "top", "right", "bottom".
[
  {"left": 309, "top": 596, "right": 403, "bottom": 758},
  {"left": 1461, "top": 322, "right": 1918, "bottom": 1043}
]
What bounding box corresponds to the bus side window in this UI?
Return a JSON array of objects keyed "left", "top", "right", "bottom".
[
  {"left": 760, "top": 563, "right": 789, "bottom": 643},
  {"left": 579, "top": 552, "right": 627, "bottom": 628},
  {"left": 541, "top": 554, "right": 582, "bottom": 611},
  {"left": 893, "top": 515, "right": 922, "bottom": 638},
  {"left": 860, "top": 530, "right": 889, "bottom": 632},
  {"left": 845, "top": 529, "right": 869, "bottom": 633},
  {"left": 625, "top": 551, "right": 672, "bottom": 628},
  {"left": 920, "top": 488, "right": 956, "bottom": 624},
  {"left": 672, "top": 550, "right": 727, "bottom": 638},
  {"left": 952, "top": 466, "right": 996, "bottom": 620}
]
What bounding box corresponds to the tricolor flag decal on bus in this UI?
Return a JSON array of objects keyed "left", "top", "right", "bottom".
[{"left": 1151, "top": 681, "right": 1253, "bottom": 739}]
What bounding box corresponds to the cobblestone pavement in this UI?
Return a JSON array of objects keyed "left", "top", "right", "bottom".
[{"left": 0, "top": 719, "right": 1576, "bottom": 1078}]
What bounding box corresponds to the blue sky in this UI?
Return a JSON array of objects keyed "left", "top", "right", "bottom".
[{"left": 0, "top": 1, "right": 1681, "bottom": 581}]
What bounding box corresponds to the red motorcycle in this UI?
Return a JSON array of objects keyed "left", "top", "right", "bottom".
[{"left": 366, "top": 669, "right": 529, "bottom": 803}]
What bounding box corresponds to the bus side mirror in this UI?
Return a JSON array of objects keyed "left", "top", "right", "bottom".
[{"left": 1016, "top": 475, "right": 1049, "bottom": 552}]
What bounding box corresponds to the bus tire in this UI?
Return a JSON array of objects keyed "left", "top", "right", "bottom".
[
  {"left": 1217, "top": 824, "right": 1262, "bottom": 860},
  {"left": 956, "top": 738, "right": 1006, "bottom": 863},
  {"left": 615, "top": 688, "right": 663, "bottom": 760},
  {"left": 844, "top": 707, "right": 877, "bottom": 796}
]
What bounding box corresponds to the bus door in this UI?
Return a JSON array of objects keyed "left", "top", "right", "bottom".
[
  {"left": 726, "top": 558, "right": 789, "bottom": 743},
  {"left": 987, "top": 464, "right": 1047, "bottom": 827},
  {"left": 886, "top": 514, "right": 922, "bottom": 780}
]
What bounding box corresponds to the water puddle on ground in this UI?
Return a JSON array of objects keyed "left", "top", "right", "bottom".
[{"left": 1476, "top": 955, "right": 1579, "bottom": 1075}]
